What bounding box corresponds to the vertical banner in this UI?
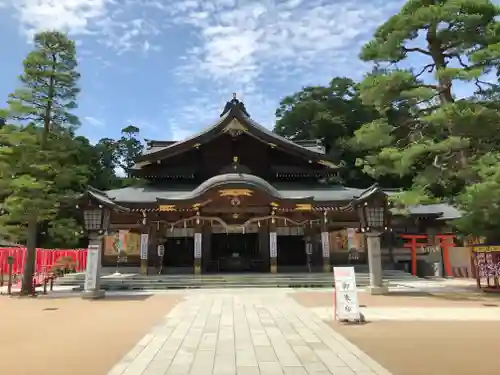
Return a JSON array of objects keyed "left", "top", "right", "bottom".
[
  {"left": 140, "top": 234, "right": 149, "bottom": 260},
  {"left": 118, "top": 230, "right": 127, "bottom": 252},
  {"left": 194, "top": 232, "right": 202, "bottom": 258},
  {"left": 84, "top": 244, "right": 100, "bottom": 291},
  {"left": 321, "top": 232, "right": 330, "bottom": 257},
  {"left": 269, "top": 232, "right": 277, "bottom": 258},
  {"left": 333, "top": 266, "right": 361, "bottom": 321},
  {"left": 347, "top": 228, "right": 356, "bottom": 251}
]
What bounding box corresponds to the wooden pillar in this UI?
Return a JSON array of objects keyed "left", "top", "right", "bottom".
[
  {"left": 194, "top": 223, "right": 202, "bottom": 275},
  {"left": 269, "top": 222, "right": 277, "bottom": 273},
  {"left": 321, "top": 221, "right": 331, "bottom": 273},
  {"left": 202, "top": 225, "right": 212, "bottom": 272}
]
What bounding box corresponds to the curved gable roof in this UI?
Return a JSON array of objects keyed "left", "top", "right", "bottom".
[{"left": 134, "top": 104, "right": 337, "bottom": 168}]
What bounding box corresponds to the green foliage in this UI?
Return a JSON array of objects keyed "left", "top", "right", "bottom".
[
  {"left": 118, "top": 125, "right": 144, "bottom": 178},
  {"left": 8, "top": 31, "right": 80, "bottom": 135},
  {"left": 0, "top": 125, "right": 88, "bottom": 242},
  {"left": 274, "top": 77, "right": 381, "bottom": 187},
  {"left": 353, "top": 0, "right": 500, "bottom": 223},
  {"left": 455, "top": 152, "right": 500, "bottom": 240}
]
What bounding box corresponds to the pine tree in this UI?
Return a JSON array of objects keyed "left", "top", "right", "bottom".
[
  {"left": 3, "top": 31, "right": 85, "bottom": 295},
  {"left": 352, "top": 0, "right": 500, "bottom": 207}
]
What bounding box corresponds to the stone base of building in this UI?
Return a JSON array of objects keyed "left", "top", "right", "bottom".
[
  {"left": 366, "top": 285, "right": 388, "bottom": 295},
  {"left": 81, "top": 289, "right": 105, "bottom": 300}
]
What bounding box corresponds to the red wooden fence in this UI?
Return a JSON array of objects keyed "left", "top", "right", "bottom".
[{"left": 0, "top": 247, "right": 88, "bottom": 276}]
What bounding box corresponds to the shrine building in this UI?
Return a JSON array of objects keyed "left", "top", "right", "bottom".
[{"left": 80, "top": 96, "right": 461, "bottom": 275}]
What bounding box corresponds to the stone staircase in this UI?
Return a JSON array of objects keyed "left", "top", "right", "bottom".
[{"left": 56, "top": 269, "right": 420, "bottom": 291}]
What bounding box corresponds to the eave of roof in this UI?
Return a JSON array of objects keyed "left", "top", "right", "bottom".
[
  {"left": 84, "top": 187, "right": 130, "bottom": 212},
  {"left": 133, "top": 105, "right": 337, "bottom": 168},
  {"left": 94, "top": 182, "right": 463, "bottom": 220}
]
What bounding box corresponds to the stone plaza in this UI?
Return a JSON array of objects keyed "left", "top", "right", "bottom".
[{"left": 107, "top": 289, "right": 392, "bottom": 375}]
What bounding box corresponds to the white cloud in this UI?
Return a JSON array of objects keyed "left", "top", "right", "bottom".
[
  {"left": 171, "top": 0, "right": 404, "bottom": 87},
  {"left": 8, "top": 0, "right": 407, "bottom": 138},
  {"left": 11, "top": 0, "right": 110, "bottom": 36},
  {"left": 84, "top": 115, "right": 104, "bottom": 127},
  {"left": 163, "top": 0, "right": 405, "bottom": 134},
  {"left": 9, "top": 0, "right": 160, "bottom": 54}
]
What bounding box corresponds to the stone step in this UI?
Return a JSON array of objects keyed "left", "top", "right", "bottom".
[{"left": 57, "top": 270, "right": 420, "bottom": 291}]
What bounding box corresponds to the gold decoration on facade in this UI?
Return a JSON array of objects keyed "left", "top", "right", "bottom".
[
  {"left": 295, "top": 203, "right": 312, "bottom": 211},
  {"left": 270, "top": 202, "right": 279, "bottom": 207},
  {"left": 219, "top": 189, "right": 253, "bottom": 197},
  {"left": 193, "top": 143, "right": 201, "bottom": 149},
  {"left": 159, "top": 204, "right": 177, "bottom": 212},
  {"left": 223, "top": 119, "right": 247, "bottom": 137}
]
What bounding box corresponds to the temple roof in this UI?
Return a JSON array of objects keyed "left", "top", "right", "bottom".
[
  {"left": 83, "top": 179, "right": 462, "bottom": 220},
  {"left": 101, "top": 182, "right": 366, "bottom": 203},
  {"left": 134, "top": 99, "right": 335, "bottom": 168}
]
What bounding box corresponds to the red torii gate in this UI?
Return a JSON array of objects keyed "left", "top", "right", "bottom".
[{"left": 399, "top": 234, "right": 456, "bottom": 276}]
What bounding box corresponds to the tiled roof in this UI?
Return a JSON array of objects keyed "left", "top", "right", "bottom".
[{"left": 99, "top": 181, "right": 462, "bottom": 220}]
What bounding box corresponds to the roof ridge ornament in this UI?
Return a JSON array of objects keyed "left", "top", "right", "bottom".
[{"left": 220, "top": 92, "right": 251, "bottom": 118}]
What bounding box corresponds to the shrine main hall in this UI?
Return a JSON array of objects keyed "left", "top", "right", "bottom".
[{"left": 80, "top": 96, "right": 460, "bottom": 277}]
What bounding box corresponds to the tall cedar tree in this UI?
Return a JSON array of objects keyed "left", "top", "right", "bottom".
[
  {"left": 118, "top": 125, "right": 144, "bottom": 179},
  {"left": 5, "top": 31, "right": 84, "bottom": 295},
  {"left": 352, "top": 0, "right": 500, "bottom": 210}
]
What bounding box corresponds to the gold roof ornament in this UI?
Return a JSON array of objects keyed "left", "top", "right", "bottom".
[
  {"left": 295, "top": 203, "right": 312, "bottom": 211},
  {"left": 159, "top": 204, "right": 177, "bottom": 212},
  {"left": 219, "top": 189, "right": 253, "bottom": 197}
]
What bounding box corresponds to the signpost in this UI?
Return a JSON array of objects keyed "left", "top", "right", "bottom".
[{"left": 333, "top": 266, "right": 361, "bottom": 322}]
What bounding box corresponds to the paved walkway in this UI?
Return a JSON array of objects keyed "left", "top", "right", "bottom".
[{"left": 107, "top": 290, "right": 392, "bottom": 375}]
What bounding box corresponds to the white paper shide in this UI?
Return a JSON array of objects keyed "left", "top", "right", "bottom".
[
  {"left": 194, "top": 232, "right": 202, "bottom": 258},
  {"left": 84, "top": 244, "right": 100, "bottom": 291},
  {"left": 269, "top": 232, "right": 277, "bottom": 258},
  {"left": 333, "top": 266, "right": 361, "bottom": 321}
]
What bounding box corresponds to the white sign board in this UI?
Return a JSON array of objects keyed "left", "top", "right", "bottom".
[
  {"left": 333, "top": 267, "right": 361, "bottom": 322},
  {"left": 321, "top": 231, "right": 330, "bottom": 257},
  {"left": 269, "top": 232, "right": 277, "bottom": 258},
  {"left": 194, "top": 232, "right": 202, "bottom": 258},
  {"left": 140, "top": 234, "right": 149, "bottom": 260},
  {"left": 84, "top": 244, "right": 100, "bottom": 291}
]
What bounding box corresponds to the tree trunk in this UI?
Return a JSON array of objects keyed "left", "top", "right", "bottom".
[
  {"left": 426, "top": 23, "right": 468, "bottom": 170},
  {"left": 20, "top": 215, "right": 38, "bottom": 295}
]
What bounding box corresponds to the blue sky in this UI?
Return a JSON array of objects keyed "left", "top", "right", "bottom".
[{"left": 0, "top": 0, "right": 493, "bottom": 145}]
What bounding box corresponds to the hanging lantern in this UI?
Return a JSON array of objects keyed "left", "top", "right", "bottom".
[{"left": 257, "top": 220, "right": 261, "bottom": 227}]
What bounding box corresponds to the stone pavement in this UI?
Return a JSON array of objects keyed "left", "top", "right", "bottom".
[{"left": 107, "top": 290, "right": 392, "bottom": 375}]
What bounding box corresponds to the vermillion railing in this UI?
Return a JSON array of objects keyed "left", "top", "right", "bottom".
[{"left": 0, "top": 248, "right": 88, "bottom": 279}]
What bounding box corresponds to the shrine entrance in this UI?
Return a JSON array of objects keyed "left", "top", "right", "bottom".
[{"left": 211, "top": 233, "right": 261, "bottom": 272}]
